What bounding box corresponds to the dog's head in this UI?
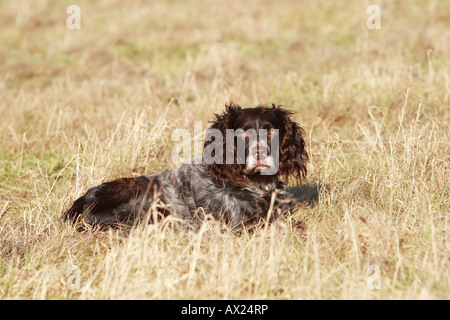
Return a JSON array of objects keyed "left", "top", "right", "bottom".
[{"left": 204, "top": 102, "right": 308, "bottom": 187}]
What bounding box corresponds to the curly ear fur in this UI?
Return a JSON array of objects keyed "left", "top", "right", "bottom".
[
  {"left": 275, "top": 106, "right": 309, "bottom": 185},
  {"left": 204, "top": 102, "right": 248, "bottom": 187}
]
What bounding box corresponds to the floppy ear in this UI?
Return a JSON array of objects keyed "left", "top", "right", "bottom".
[
  {"left": 275, "top": 106, "right": 309, "bottom": 185},
  {"left": 204, "top": 102, "right": 248, "bottom": 187}
]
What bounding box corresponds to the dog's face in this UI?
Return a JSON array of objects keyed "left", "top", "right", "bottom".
[
  {"left": 232, "top": 107, "right": 280, "bottom": 176},
  {"left": 204, "top": 103, "right": 309, "bottom": 187}
]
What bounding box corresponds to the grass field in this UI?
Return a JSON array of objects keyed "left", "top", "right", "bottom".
[{"left": 0, "top": 0, "right": 448, "bottom": 299}]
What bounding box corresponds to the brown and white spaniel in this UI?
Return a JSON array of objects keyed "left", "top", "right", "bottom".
[{"left": 62, "top": 103, "right": 308, "bottom": 230}]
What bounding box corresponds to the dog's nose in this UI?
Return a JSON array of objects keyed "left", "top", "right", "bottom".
[{"left": 251, "top": 145, "right": 268, "bottom": 160}]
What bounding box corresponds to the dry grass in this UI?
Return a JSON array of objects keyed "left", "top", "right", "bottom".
[{"left": 0, "top": 0, "right": 448, "bottom": 299}]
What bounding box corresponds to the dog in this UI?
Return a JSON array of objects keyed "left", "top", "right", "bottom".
[{"left": 62, "top": 103, "right": 308, "bottom": 230}]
